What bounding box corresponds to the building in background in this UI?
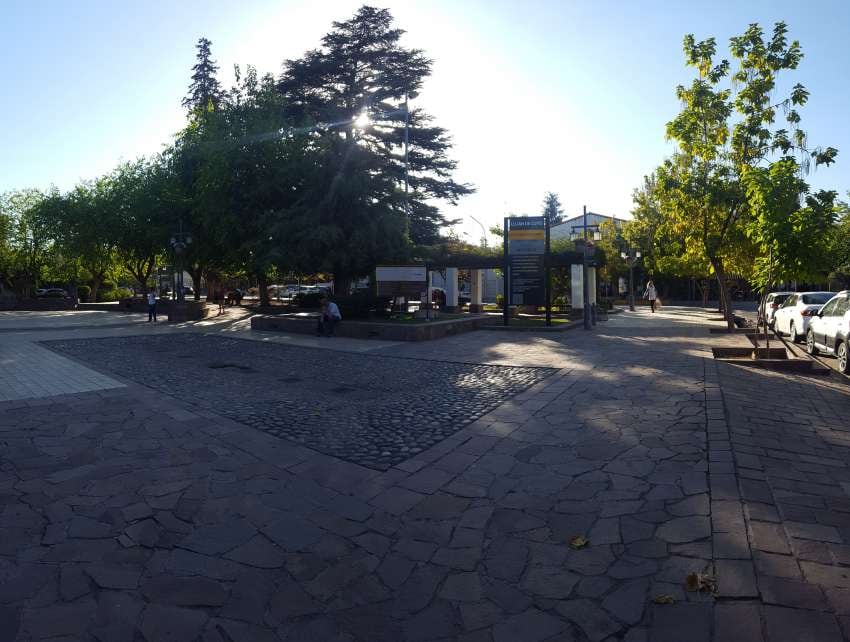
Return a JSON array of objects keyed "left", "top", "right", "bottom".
[{"left": 550, "top": 212, "right": 625, "bottom": 242}]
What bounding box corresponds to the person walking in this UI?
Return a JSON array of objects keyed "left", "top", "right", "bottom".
[
  {"left": 644, "top": 280, "right": 658, "bottom": 313},
  {"left": 316, "top": 296, "right": 342, "bottom": 337},
  {"left": 147, "top": 288, "right": 158, "bottom": 322},
  {"left": 218, "top": 285, "right": 226, "bottom": 315}
]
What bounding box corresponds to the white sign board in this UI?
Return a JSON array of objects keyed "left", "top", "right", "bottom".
[{"left": 375, "top": 265, "right": 427, "bottom": 282}]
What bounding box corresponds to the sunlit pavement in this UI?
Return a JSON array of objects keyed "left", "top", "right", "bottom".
[{"left": 0, "top": 306, "right": 849, "bottom": 640}]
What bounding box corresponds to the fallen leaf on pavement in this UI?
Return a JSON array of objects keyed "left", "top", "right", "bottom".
[
  {"left": 652, "top": 594, "right": 676, "bottom": 604},
  {"left": 569, "top": 536, "right": 589, "bottom": 550}
]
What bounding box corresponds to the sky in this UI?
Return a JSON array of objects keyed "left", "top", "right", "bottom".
[{"left": 2, "top": 0, "right": 849, "bottom": 245}]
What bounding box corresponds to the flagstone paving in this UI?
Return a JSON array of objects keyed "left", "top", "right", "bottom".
[{"left": 0, "top": 307, "right": 848, "bottom": 640}]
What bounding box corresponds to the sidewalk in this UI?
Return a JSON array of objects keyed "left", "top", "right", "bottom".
[{"left": 0, "top": 306, "right": 847, "bottom": 640}]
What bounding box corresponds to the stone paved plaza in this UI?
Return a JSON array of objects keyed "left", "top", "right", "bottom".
[
  {"left": 43, "top": 334, "right": 555, "bottom": 470},
  {"left": 0, "top": 308, "right": 849, "bottom": 641}
]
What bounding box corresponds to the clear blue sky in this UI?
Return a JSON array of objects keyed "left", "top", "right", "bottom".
[{"left": 2, "top": 0, "right": 848, "bottom": 242}]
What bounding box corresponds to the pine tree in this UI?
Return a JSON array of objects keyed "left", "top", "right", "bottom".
[
  {"left": 278, "top": 6, "right": 472, "bottom": 252},
  {"left": 542, "top": 192, "right": 564, "bottom": 226},
  {"left": 182, "top": 37, "right": 223, "bottom": 112}
]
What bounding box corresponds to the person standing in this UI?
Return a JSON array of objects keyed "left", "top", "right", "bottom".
[
  {"left": 147, "top": 288, "right": 158, "bottom": 322},
  {"left": 644, "top": 280, "right": 658, "bottom": 313}
]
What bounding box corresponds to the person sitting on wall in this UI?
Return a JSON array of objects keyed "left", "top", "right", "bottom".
[{"left": 316, "top": 296, "right": 342, "bottom": 337}]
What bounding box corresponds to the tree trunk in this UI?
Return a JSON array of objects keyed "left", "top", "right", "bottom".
[
  {"left": 90, "top": 274, "right": 104, "bottom": 302},
  {"left": 189, "top": 266, "right": 204, "bottom": 301},
  {"left": 709, "top": 257, "right": 734, "bottom": 330},
  {"left": 334, "top": 273, "right": 352, "bottom": 297},
  {"left": 258, "top": 273, "right": 270, "bottom": 307}
]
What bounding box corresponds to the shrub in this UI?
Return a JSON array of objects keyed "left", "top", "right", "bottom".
[
  {"left": 293, "top": 291, "right": 324, "bottom": 309},
  {"left": 76, "top": 285, "right": 91, "bottom": 302},
  {"left": 99, "top": 288, "right": 134, "bottom": 302},
  {"left": 100, "top": 281, "right": 115, "bottom": 291}
]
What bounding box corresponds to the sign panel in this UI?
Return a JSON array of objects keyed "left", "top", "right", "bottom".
[
  {"left": 506, "top": 216, "right": 546, "bottom": 306},
  {"left": 375, "top": 265, "right": 427, "bottom": 282}
]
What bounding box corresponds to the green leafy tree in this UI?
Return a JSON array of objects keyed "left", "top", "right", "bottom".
[
  {"left": 542, "top": 192, "right": 564, "bottom": 226},
  {"left": 278, "top": 5, "right": 473, "bottom": 259},
  {"left": 657, "top": 22, "right": 836, "bottom": 327}
]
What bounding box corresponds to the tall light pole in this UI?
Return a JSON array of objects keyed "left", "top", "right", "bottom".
[
  {"left": 620, "top": 248, "right": 641, "bottom": 312},
  {"left": 470, "top": 216, "right": 488, "bottom": 248},
  {"left": 582, "top": 206, "right": 591, "bottom": 330}
]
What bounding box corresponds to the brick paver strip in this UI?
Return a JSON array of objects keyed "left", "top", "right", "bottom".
[{"left": 0, "top": 307, "right": 847, "bottom": 640}]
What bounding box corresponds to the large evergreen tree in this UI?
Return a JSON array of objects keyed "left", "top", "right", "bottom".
[
  {"left": 277, "top": 5, "right": 472, "bottom": 259},
  {"left": 542, "top": 191, "right": 564, "bottom": 226},
  {"left": 182, "top": 37, "right": 223, "bottom": 112}
]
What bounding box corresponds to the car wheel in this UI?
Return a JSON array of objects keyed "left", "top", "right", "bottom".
[
  {"left": 807, "top": 330, "right": 819, "bottom": 355},
  {"left": 838, "top": 342, "right": 849, "bottom": 375},
  {"left": 790, "top": 322, "right": 798, "bottom": 342}
]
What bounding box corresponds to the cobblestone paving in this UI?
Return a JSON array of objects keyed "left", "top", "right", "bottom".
[
  {"left": 0, "top": 308, "right": 846, "bottom": 640},
  {"left": 43, "top": 334, "right": 555, "bottom": 470}
]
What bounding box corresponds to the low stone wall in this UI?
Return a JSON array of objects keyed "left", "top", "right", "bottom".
[
  {"left": 168, "top": 302, "right": 213, "bottom": 323},
  {"left": 250, "top": 314, "right": 492, "bottom": 341},
  {"left": 4, "top": 299, "right": 78, "bottom": 311}
]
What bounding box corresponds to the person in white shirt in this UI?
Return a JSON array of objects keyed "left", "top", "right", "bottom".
[
  {"left": 147, "top": 289, "right": 158, "bottom": 322},
  {"left": 643, "top": 281, "right": 658, "bottom": 313},
  {"left": 317, "top": 297, "right": 342, "bottom": 337}
]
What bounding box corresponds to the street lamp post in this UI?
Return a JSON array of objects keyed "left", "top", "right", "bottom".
[
  {"left": 619, "top": 248, "right": 642, "bottom": 312},
  {"left": 169, "top": 219, "right": 192, "bottom": 304},
  {"left": 469, "top": 216, "right": 488, "bottom": 248}
]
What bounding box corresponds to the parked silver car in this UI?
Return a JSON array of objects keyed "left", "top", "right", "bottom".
[{"left": 806, "top": 290, "right": 850, "bottom": 374}]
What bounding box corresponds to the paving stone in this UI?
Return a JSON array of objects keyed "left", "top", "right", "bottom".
[
  {"left": 267, "top": 577, "right": 323, "bottom": 622},
  {"left": 399, "top": 468, "right": 456, "bottom": 495},
  {"left": 403, "top": 600, "right": 459, "bottom": 641},
  {"left": 668, "top": 494, "right": 709, "bottom": 517},
  {"left": 649, "top": 603, "right": 711, "bottom": 642},
  {"left": 785, "top": 521, "right": 843, "bottom": 543},
  {"left": 91, "top": 591, "right": 145, "bottom": 642},
  {"left": 565, "top": 546, "right": 615, "bottom": 576},
  {"left": 140, "top": 603, "right": 208, "bottom": 642},
  {"left": 393, "top": 564, "right": 448, "bottom": 614},
  {"left": 215, "top": 618, "right": 280, "bottom": 642},
  {"left": 656, "top": 516, "right": 710, "bottom": 543},
  {"left": 219, "top": 570, "right": 274, "bottom": 625},
  {"left": 433, "top": 546, "right": 481, "bottom": 571},
  {"left": 556, "top": 598, "right": 621, "bottom": 641},
  {"left": 589, "top": 517, "right": 621, "bottom": 545},
  {"left": 754, "top": 552, "right": 801, "bottom": 579},
  {"left": 715, "top": 559, "right": 758, "bottom": 598},
  {"left": 825, "top": 588, "right": 850, "bottom": 615},
  {"left": 714, "top": 602, "right": 763, "bottom": 642},
  {"left": 377, "top": 553, "right": 415, "bottom": 589},
  {"left": 760, "top": 576, "right": 826, "bottom": 610},
  {"left": 59, "top": 565, "right": 91, "bottom": 601},
  {"left": 142, "top": 575, "right": 228, "bottom": 606},
  {"left": 520, "top": 565, "right": 579, "bottom": 599},
  {"left": 124, "top": 518, "right": 163, "bottom": 547},
  {"left": 85, "top": 565, "right": 142, "bottom": 590},
  {"left": 576, "top": 576, "right": 613, "bottom": 598},
  {"left": 713, "top": 532, "right": 751, "bottom": 559},
  {"left": 440, "top": 572, "right": 483, "bottom": 601},
  {"left": 224, "top": 535, "right": 285, "bottom": 568},
  {"left": 180, "top": 519, "right": 258, "bottom": 555},
  {"left": 68, "top": 516, "right": 113, "bottom": 539},
  {"left": 764, "top": 605, "right": 842, "bottom": 642},
  {"left": 492, "top": 608, "right": 565, "bottom": 642},
  {"left": 749, "top": 521, "right": 790, "bottom": 554},
  {"left": 601, "top": 578, "right": 648, "bottom": 625},
  {"left": 22, "top": 599, "right": 97, "bottom": 639},
  {"left": 800, "top": 561, "right": 850, "bottom": 588},
  {"left": 460, "top": 600, "right": 504, "bottom": 631},
  {"left": 0, "top": 605, "right": 19, "bottom": 641},
  {"left": 484, "top": 578, "right": 533, "bottom": 614}
]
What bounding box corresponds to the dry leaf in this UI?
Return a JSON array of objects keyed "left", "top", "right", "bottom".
[
  {"left": 652, "top": 594, "right": 675, "bottom": 604},
  {"left": 685, "top": 570, "right": 716, "bottom": 593},
  {"left": 569, "top": 536, "right": 589, "bottom": 550}
]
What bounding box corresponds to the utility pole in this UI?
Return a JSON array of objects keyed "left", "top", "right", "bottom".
[
  {"left": 583, "top": 205, "right": 591, "bottom": 330},
  {"left": 620, "top": 248, "right": 641, "bottom": 312},
  {"left": 403, "top": 92, "right": 410, "bottom": 237}
]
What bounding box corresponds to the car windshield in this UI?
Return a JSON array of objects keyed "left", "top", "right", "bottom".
[{"left": 802, "top": 293, "right": 833, "bottom": 305}]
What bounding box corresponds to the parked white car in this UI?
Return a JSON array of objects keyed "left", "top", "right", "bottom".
[
  {"left": 806, "top": 290, "right": 850, "bottom": 374},
  {"left": 760, "top": 292, "right": 793, "bottom": 328},
  {"left": 773, "top": 291, "right": 834, "bottom": 342}
]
